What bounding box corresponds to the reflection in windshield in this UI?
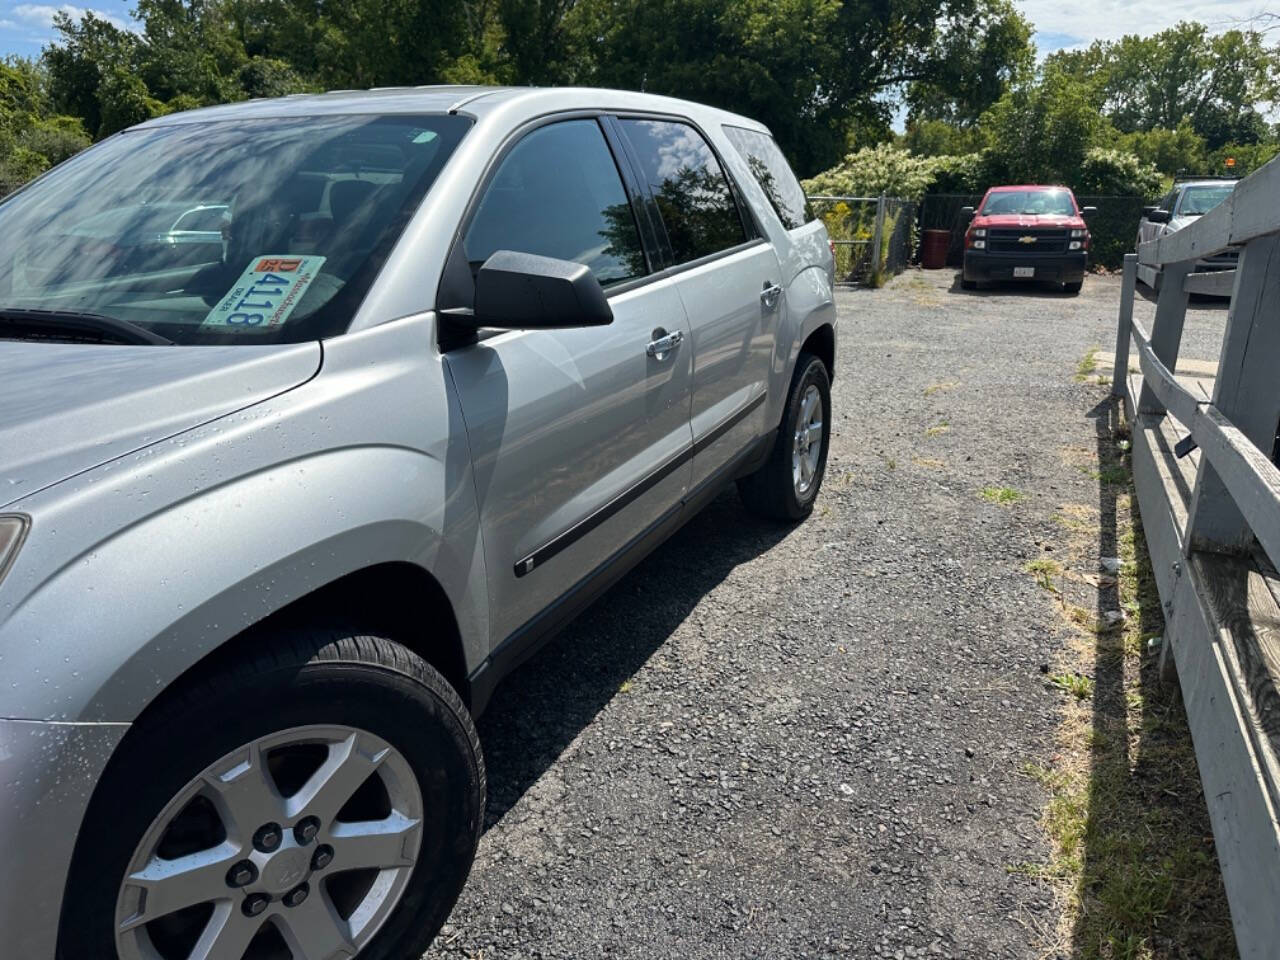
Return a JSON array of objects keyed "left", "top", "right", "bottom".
[
  {"left": 980, "top": 190, "right": 1075, "bottom": 216},
  {"left": 0, "top": 113, "right": 469, "bottom": 344},
  {"left": 1180, "top": 185, "right": 1233, "bottom": 217}
]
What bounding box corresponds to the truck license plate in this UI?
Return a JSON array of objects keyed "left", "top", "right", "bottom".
[{"left": 1013, "top": 266, "right": 1035, "bottom": 278}]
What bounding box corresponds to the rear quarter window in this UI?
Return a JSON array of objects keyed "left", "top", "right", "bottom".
[{"left": 722, "top": 126, "right": 813, "bottom": 230}]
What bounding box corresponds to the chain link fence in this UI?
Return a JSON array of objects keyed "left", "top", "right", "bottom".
[
  {"left": 809, "top": 195, "right": 916, "bottom": 286},
  {"left": 918, "top": 194, "right": 1149, "bottom": 270}
]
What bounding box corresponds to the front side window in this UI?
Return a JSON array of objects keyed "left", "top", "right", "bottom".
[
  {"left": 0, "top": 114, "right": 470, "bottom": 344},
  {"left": 463, "top": 119, "right": 646, "bottom": 287},
  {"left": 979, "top": 189, "right": 1076, "bottom": 217},
  {"left": 722, "top": 125, "right": 813, "bottom": 230},
  {"left": 1177, "top": 185, "right": 1233, "bottom": 217},
  {"left": 619, "top": 119, "right": 747, "bottom": 264}
]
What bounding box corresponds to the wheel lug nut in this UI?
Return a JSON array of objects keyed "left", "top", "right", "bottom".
[
  {"left": 293, "top": 816, "right": 321, "bottom": 845},
  {"left": 311, "top": 844, "right": 335, "bottom": 871},
  {"left": 253, "top": 822, "right": 283, "bottom": 853},
  {"left": 226, "top": 860, "right": 258, "bottom": 888},
  {"left": 282, "top": 882, "right": 310, "bottom": 908},
  {"left": 242, "top": 893, "right": 271, "bottom": 917}
]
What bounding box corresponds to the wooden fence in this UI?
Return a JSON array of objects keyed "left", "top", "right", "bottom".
[{"left": 1112, "top": 155, "right": 1280, "bottom": 957}]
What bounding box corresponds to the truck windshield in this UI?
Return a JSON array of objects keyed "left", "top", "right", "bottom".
[
  {"left": 1179, "top": 185, "right": 1233, "bottom": 216},
  {"left": 0, "top": 113, "right": 470, "bottom": 345},
  {"left": 979, "top": 190, "right": 1075, "bottom": 216}
]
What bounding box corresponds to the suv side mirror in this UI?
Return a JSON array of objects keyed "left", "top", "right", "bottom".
[
  {"left": 458, "top": 251, "right": 613, "bottom": 330},
  {"left": 960, "top": 206, "right": 975, "bottom": 219},
  {"left": 1146, "top": 209, "right": 1171, "bottom": 224},
  {"left": 1081, "top": 206, "right": 1097, "bottom": 217}
]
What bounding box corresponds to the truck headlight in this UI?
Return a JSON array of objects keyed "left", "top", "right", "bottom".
[
  {"left": 972, "top": 229, "right": 986, "bottom": 237},
  {"left": 1071, "top": 229, "right": 1086, "bottom": 238},
  {"left": 0, "top": 516, "right": 29, "bottom": 587},
  {"left": 971, "top": 239, "right": 985, "bottom": 249},
  {"left": 1069, "top": 240, "right": 1083, "bottom": 250}
]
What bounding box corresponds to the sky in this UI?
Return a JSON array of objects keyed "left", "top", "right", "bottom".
[{"left": 0, "top": 0, "right": 1273, "bottom": 61}]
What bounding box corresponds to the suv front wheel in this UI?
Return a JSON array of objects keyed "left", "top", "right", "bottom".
[{"left": 59, "top": 629, "right": 485, "bottom": 960}]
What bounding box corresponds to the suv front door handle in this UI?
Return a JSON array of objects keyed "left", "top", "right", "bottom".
[
  {"left": 646, "top": 328, "right": 684, "bottom": 360},
  {"left": 760, "top": 281, "right": 782, "bottom": 309}
]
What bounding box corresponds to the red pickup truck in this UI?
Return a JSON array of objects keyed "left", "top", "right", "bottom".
[{"left": 961, "top": 185, "right": 1095, "bottom": 293}]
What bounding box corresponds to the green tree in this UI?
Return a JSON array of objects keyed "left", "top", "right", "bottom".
[
  {"left": 1114, "top": 122, "right": 1206, "bottom": 176},
  {"left": 1048, "top": 23, "right": 1280, "bottom": 150},
  {"left": 979, "top": 69, "right": 1109, "bottom": 185},
  {"left": 43, "top": 11, "right": 141, "bottom": 137}
]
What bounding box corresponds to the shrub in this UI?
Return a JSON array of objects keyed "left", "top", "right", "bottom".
[
  {"left": 802, "top": 143, "right": 939, "bottom": 202},
  {"left": 1076, "top": 147, "right": 1161, "bottom": 198}
]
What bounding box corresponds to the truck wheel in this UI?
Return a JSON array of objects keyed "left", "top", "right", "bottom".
[
  {"left": 59, "top": 629, "right": 485, "bottom": 960},
  {"left": 738, "top": 352, "right": 831, "bottom": 521},
  {"left": 960, "top": 277, "right": 977, "bottom": 290},
  {"left": 1063, "top": 280, "right": 1082, "bottom": 294}
]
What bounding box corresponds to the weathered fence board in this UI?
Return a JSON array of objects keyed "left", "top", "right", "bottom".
[{"left": 1113, "top": 150, "right": 1280, "bottom": 957}]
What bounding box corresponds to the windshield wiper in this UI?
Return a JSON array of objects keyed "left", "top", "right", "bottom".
[{"left": 0, "top": 308, "right": 173, "bottom": 345}]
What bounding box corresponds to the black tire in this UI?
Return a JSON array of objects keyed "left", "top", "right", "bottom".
[
  {"left": 59, "top": 629, "right": 485, "bottom": 960},
  {"left": 737, "top": 351, "right": 831, "bottom": 520},
  {"left": 1063, "top": 280, "right": 1083, "bottom": 294},
  {"left": 960, "top": 277, "right": 977, "bottom": 290}
]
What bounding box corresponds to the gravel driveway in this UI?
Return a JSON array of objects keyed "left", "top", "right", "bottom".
[{"left": 425, "top": 269, "right": 1228, "bottom": 960}]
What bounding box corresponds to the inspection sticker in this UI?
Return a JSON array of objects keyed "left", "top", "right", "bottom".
[{"left": 202, "top": 255, "right": 326, "bottom": 332}]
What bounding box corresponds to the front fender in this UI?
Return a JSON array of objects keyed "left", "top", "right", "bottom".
[{"left": 0, "top": 315, "right": 488, "bottom": 723}]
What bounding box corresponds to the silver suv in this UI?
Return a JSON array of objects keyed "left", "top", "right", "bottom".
[{"left": 0, "top": 86, "right": 835, "bottom": 960}]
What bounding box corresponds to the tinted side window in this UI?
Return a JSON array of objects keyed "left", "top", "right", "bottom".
[
  {"left": 618, "top": 119, "right": 747, "bottom": 265},
  {"left": 464, "top": 119, "right": 646, "bottom": 286},
  {"left": 723, "top": 126, "right": 812, "bottom": 230}
]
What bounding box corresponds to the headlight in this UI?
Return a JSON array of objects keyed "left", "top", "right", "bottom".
[
  {"left": 972, "top": 239, "right": 985, "bottom": 249},
  {"left": 1071, "top": 229, "right": 1086, "bottom": 238},
  {"left": 1069, "top": 240, "right": 1083, "bottom": 250},
  {"left": 972, "top": 228, "right": 986, "bottom": 237},
  {"left": 0, "top": 515, "right": 29, "bottom": 587}
]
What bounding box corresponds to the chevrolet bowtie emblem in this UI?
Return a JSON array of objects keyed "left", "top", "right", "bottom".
[{"left": 1018, "top": 235, "right": 1037, "bottom": 244}]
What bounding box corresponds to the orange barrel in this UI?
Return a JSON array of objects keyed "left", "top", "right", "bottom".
[{"left": 920, "top": 229, "right": 950, "bottom": 269}]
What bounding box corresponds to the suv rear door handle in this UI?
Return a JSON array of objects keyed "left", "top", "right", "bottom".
[
  {"left": 646, "top": 328, "right": 684, "bottom": 359},
  {"left": 760, "top": 281, "right": 782, "bottom": 309}
]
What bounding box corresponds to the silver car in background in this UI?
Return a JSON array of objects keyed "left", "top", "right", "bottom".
[
  {"left": 1135, "top": 177, "right": 1238, "bottom": 291},
  {"left": 0, "top": 86, "right": 835, "bottom": 960}
]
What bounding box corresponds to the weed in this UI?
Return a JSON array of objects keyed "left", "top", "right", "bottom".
[
  {"left": 1075, "top": 346, "right": 1100, "bottom": 382},
  {"left": 1049, "top": 671, "right": 1095, "bottom": 700},
  {"left": 980, "top": 485, "right": 1023, "bottom": 505},
  {"left": 925, "top": 423, "right": 950, "bottom": 437},
  {"left": 1026, "top": 557, "right": 1063, "bottom": 592},
  {"left": 924, "top": 381, "right": 959, "bottom": 397}
]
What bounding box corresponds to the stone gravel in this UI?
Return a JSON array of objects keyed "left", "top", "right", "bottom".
[{"left": 424, "top": 269, "right": 1227, "bottom": 960}]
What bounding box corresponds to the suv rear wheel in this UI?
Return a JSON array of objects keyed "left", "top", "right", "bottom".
[
  {"left": 59, "top": 629, "right": 485, "bottom": 960},
  {"left": 738, "top": 351, "right": 831, "bottom": 520}
]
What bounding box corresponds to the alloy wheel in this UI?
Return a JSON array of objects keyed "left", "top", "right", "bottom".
[{"left": 114, "top": 725, "right": 422, "bottom": 960}]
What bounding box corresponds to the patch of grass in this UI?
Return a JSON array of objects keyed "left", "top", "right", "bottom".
[
  {"left": 924, "top": 381, "right": 959, "bottom": 397},
  {"left": 1026, "top": 405, "right": 1234, "bottom": 959},
  {"left": 1027, "top": 557, "right": 1063, "bottom": 592},
  {"left": 912, "top": 457, "right": 946, "bottom": 469},
  {"left": 1099, "top": 465, "right": 1128, "bottom": 486},
  {"left": 1075, "top": 346, "right": 1100, "bottom": 382},
  {"left": 1049, "top": 671, "right": 1095, "bottom": 700},
  {"left": 925, "top": 422, "right": 950, "bottom": 437},
  {"left": 883, "top": 456, "right": 897, "bottom": 471},
  {"left": 980, "top": 485, "right": 1023, "bottom": 505}
]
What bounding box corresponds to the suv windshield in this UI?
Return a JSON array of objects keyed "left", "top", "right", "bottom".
[
  {"left": 979, "top": 189, "right": 1075, "bottom": 216},
  {"left": 1179, "top": 184, "right": 1233, "bottom": 216},
  {"left": 0, "top": 113, "right": 469, "bottom": 345}
]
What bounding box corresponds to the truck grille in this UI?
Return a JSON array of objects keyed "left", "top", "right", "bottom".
[{"left": 987, "top": 228, "right": 1069, "bottom": 254}]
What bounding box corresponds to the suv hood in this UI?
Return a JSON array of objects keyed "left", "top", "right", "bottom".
[
  {"left": 0, "top": 340, "right": 321, "bottom": 508},
  {"left": 972, "top": 213, "right": 1085, "bottom": 229}
]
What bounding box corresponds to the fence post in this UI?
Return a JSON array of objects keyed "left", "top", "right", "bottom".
[
  {"left": 869, "top": 194, "right": 886, "bottom": 283},
  {"left": 1184, "top": 234, "right": 1280, "bottom": 555},
  {"left": 1113, "top": 254, "right": 1136, "bottom": 397},
  {"left": 1137, "top": 259, "right": 1194, "bottom": 416}
]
